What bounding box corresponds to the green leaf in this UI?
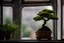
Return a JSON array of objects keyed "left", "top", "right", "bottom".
[
  {"left": 41, "top": 9, "right": 55, "bottom": 13},
  {"left": 49, "top": 14, "right": 58, "bottom": 20},
  {"left": 0, "top": 24, "right": 19, "bottom": 33},
  {"left": 37, "top": 12, "right": 50, "bottom": 17},
  {"left": 33, "top": 9, "right": 58, "bottom": 26},
  {"left": 33, "top": 15, "right": 41, "bottom": 21}
]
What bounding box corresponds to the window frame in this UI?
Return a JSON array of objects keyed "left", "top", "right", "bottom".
[
  {"left": 23, "top": 0, "right": 51, "bottom": 4},
  {"left": 3, "top": 6, "right": 13, "bottom": 24},
  {"left": 1, "top": 0, "right": 58, "bottom": 40},
  {"left": 61, "top": 0, "right": 63, "bottom": 40}
]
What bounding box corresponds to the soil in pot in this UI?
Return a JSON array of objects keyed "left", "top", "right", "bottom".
[{"left": 37, "top": 26, "right": 52, "bottom": 32}]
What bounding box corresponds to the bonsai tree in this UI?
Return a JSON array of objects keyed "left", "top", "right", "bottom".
[{"left": 33, "top": 9, "right": 58, "bottom": 32}]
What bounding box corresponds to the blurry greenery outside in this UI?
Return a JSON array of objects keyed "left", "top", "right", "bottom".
[{"left": 22, "top": 24, "right": 31, "bottom": 37}]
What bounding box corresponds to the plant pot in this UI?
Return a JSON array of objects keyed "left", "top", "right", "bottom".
[
  {"left": 5, "top": 33, "right": 11, "bottom": 40},
  {"left": 35, "top": 31, "right": 52, "bottom": 40},
  {"left": 0, "top": 32, "right": 5, "bottom": 40}
]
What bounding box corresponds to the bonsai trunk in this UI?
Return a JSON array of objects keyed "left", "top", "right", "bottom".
[
  {"left": 42, "top": 20, "right": 47, "bottom": 27},
  {"left": 36, "top": 20, "right": 52, "bottom": 40},
  {"left": 37, "top": 19, "right": 51, "bottom": 31}
]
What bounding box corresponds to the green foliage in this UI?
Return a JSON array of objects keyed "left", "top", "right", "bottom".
[
  {"left": 0, "top": 24, "right": 5, "bottom": 32},
  {"left": 23, "top": 28, "right": 31, "bottom": 37},
  {"left": 0, "top": 24, "right": 19, "bottom": 33},
  {"left": 40, "top": 9, "right": 55, "bottom": 13},
  {"left": 22, "top": 24, "right": 31, "bottom": 37},
  {"left": 5, "top": 17, "right": 11, "bottom": 24},
  {"left": 33, "top": 15, "right": 41, "bottom": 21},
  {"left": 33, "top": 9, "right": 58, "bottom": 26},
  {"left": 33, "top": 9, "right": 58, "bottom": 21}
]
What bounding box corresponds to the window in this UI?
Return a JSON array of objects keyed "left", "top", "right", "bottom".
[
  {"left": 21, "top": 6, "right": 53, "bottom": 40},
  {"left": 3, "top": 6, "right": 13, "bottom": 24}
]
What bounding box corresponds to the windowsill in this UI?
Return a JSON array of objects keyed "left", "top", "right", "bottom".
[
  {"left": 21, "top": 37, "right": 36, "bottom": 40},
  {"left": 22, "top": 37, "right": 31, "bottom": 40},
  {"left": 0, "top": 40, "right": 64, "bottom": 42}
]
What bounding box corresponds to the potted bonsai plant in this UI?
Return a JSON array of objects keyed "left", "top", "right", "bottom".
[
  {"left": 33, "top": 9, "right": 58, "bottom": 40},
  {"left": 0, "top": 24, "right": 19, "bottom": 40}
]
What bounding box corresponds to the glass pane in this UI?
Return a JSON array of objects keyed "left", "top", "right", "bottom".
[
  {"left": 25, "top": 0, "right": 50, "bottom": 2},
  {"left": 21, "top": 6, "right": 53, "bottom": 40},
  {"left": 3, "top": 6, "right": 13, "bottom": 24},
  {"left": 57, "top": 0, "right": 61, "bottom": 40}
]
